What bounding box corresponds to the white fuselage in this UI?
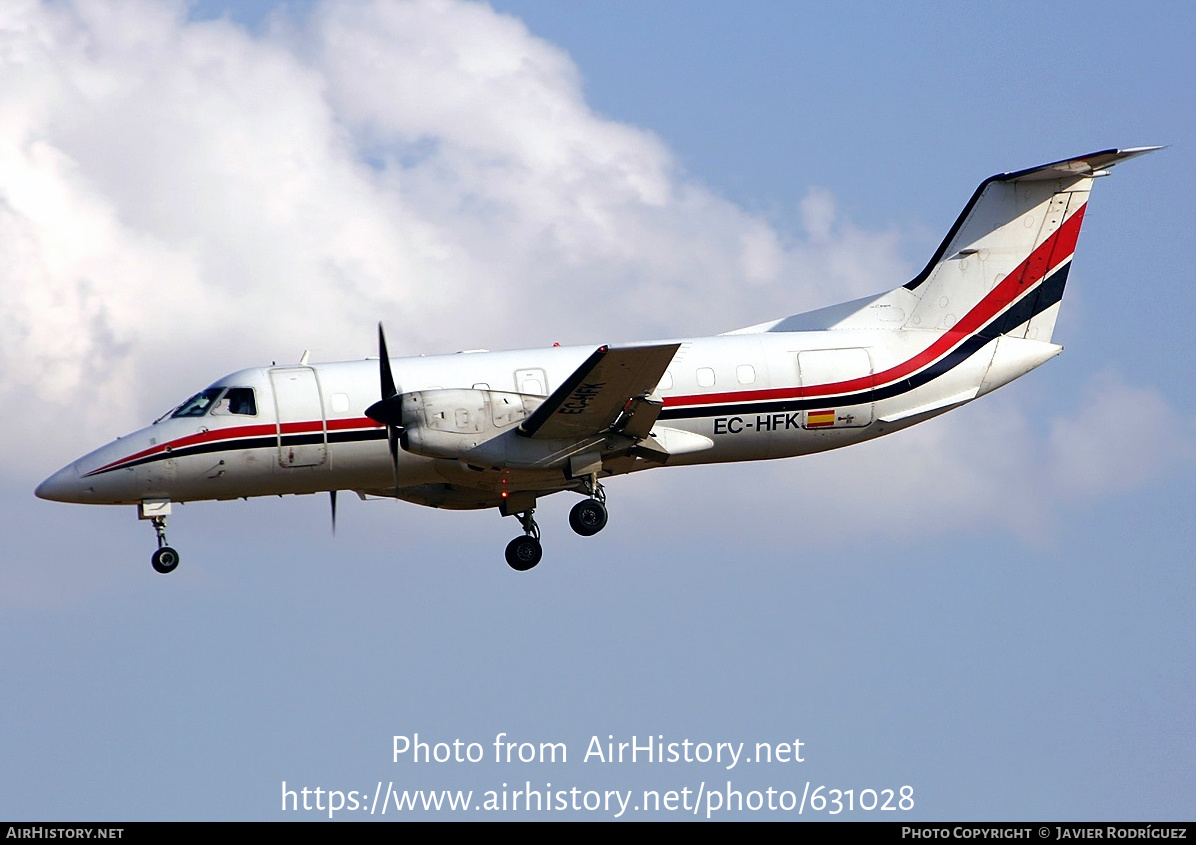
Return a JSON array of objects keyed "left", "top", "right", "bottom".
[
  {"left": 36, "top": 325, "right": 1060, "bottom": 510},
  {"left": 33, "top": 146, "right": 1154, "bottom": 572}
]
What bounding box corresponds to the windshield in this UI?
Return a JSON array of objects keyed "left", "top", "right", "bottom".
[
  {"left": 160, "top": 387, "right": 259, "bottom": 421},
  {"left": 170, "top": 388, "right": 225, "bottom": 418}
]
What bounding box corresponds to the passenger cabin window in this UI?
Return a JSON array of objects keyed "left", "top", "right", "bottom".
[
  {"left": 736, "top": 365, "right": 756, "bottom": 385},
  {"left": 657, "top": 371, "right": 673, "bottom": 391},
  {"left": 696, "top": 367, "right": 716, "bottom": 388}
]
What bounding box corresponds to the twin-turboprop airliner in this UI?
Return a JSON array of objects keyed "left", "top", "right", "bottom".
[{"left": 36, "top": 148, "right": 1157, "bottom": 573}]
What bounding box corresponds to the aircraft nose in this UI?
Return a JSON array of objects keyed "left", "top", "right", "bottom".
[{"left": 35, "top": 462, "right": 83, "bottom": 503}]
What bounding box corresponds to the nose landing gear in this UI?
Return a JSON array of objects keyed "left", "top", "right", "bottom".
[
  {"left": 140, "top": 500, "right": 180, "bottom": 574},
  {"left": 151, "top": 536, "right": 180, "bottom": 575}
]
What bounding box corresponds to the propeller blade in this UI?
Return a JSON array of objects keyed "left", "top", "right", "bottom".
[
  {"left": 329, "top": 490, "right": 337, "bottom": 536},
  {"left": 378, "top": 322, "right": 397, "bottom": 400},
  {"left": 388, "top": 426, "right": 401, "bottom": 490},
  {"left": 371, "top": 322, "right": 403, "bottom": 492}
]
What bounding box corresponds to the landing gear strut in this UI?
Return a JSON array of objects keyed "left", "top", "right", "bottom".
[
  {"left": 569, "top": 476, "right": 608, "bottom": 537},
  {"left": 499, "top": 475, "right": 610, "bottom": 570},
  {"left": 149, "top": 516, "right": 180, "bottom": 574},
  {"left": 504, "top": 509, "right": 542, "bottom": 572}
]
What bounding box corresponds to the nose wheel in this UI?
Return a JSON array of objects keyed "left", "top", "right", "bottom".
[
  {"left": 148, "top": 514, "right": 180, "bottom": 574},
  {"left": 151, "top": 544, "right": 180, "bottom": 574}
]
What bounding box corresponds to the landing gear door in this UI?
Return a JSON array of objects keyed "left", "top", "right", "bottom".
[
  {"left": 797, "top": 348, "right": 874, "bottom": 428},
  {"left": 269, "top": 367, "right": 328, "bottom": 468}
]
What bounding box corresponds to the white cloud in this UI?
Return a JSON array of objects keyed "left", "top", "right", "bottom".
[
  {"left": 800, "top": 186, "right": 836, "bottom": 242},
  {"left": 0, "top": 0, "right": 1188, "bottom": 593},
  {"left": 9, "top": 0, "right": 1184, "bottom": 545},
  {"left": 1, "top": 0, "right": 914, "bottom": 476},
  {"left": 1046, "top": 372, "right": 1192, "bottom": 498}
]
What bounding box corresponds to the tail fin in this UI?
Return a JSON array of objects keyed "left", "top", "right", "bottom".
[{"left": 901, "top": 147, "right": 1160, "bottom": 341}]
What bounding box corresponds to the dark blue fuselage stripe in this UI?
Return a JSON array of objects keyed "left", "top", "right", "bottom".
[
  {"left": 86, "top": 429, "right": 387, "bottom": 476},
  {"left": 659, "top": 262, "right": 1068, "bottom": 421},
  {"left": 89, "top": 264, "right": 1069, "bottom": 472}
]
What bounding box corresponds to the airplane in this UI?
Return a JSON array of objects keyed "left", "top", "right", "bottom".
[{"left": 35, "top": 147, "right": 1158, "bottom": 573}]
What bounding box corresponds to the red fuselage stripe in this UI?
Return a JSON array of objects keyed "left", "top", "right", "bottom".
[
  {"left": 663, "top": 203, "right": 1085, "bottom": 408},
  {"left": 88, "top": 205, "right": 1085, "bottom": 475},
  {"left": 87, "top": 417, "right": 384, "bottom": 475}
]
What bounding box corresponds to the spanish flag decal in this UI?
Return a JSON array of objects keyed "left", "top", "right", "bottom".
[{"left": 807, "top": 409, "right": 836, "bottom": 428}]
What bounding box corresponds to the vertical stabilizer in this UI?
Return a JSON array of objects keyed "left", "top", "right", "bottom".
[{"left": 902, "top": 148, "right": 1159, "bottom": 342}]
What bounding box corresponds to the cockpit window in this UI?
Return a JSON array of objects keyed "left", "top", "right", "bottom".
[
  {"left": 171, "top": 388, "right": 225, "bottom": 418},
  {"left": 213, "top": 387, "right": 257, "bottom": 416},
  {"left": 167, "top": 387, "right": 258, "bottom": 419}
]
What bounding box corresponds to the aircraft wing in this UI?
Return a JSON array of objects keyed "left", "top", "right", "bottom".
[{"left": 519, "top": 343, "right": 680, "bottom": 440}]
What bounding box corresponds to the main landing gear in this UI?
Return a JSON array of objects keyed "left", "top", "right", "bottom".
[
  {"left": 504, "top": 509, "right": 543, "bottom": 572},
  {"left": 568, "top": 477, "right": 608, "bottom": 537},
  {"left": 503, "top": 479, "right": 609, "bottom": 572}
]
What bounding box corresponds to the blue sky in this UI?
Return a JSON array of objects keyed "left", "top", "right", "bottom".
[{"left": 2, "top": 0, "right": 1193, "bottom": 820}]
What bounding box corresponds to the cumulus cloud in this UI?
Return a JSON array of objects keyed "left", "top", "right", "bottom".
[
  {"left": 0, "top": 0, "right": 911, "bottom": 473},
  {"left": 6, "top": 0, "right": 1187, "bottom": 547},
  {"left": 1045, "top": 373, "right": 1190, "bottom": 499}
]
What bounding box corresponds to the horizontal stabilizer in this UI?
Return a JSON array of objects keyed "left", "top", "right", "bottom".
[{"left": 996, "top": 147, "right": 1162, "bottom": 182}]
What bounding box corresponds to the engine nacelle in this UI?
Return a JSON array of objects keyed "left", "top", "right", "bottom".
[{"left": 400, "top": 389, "right": 540, "bottom": 460}]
